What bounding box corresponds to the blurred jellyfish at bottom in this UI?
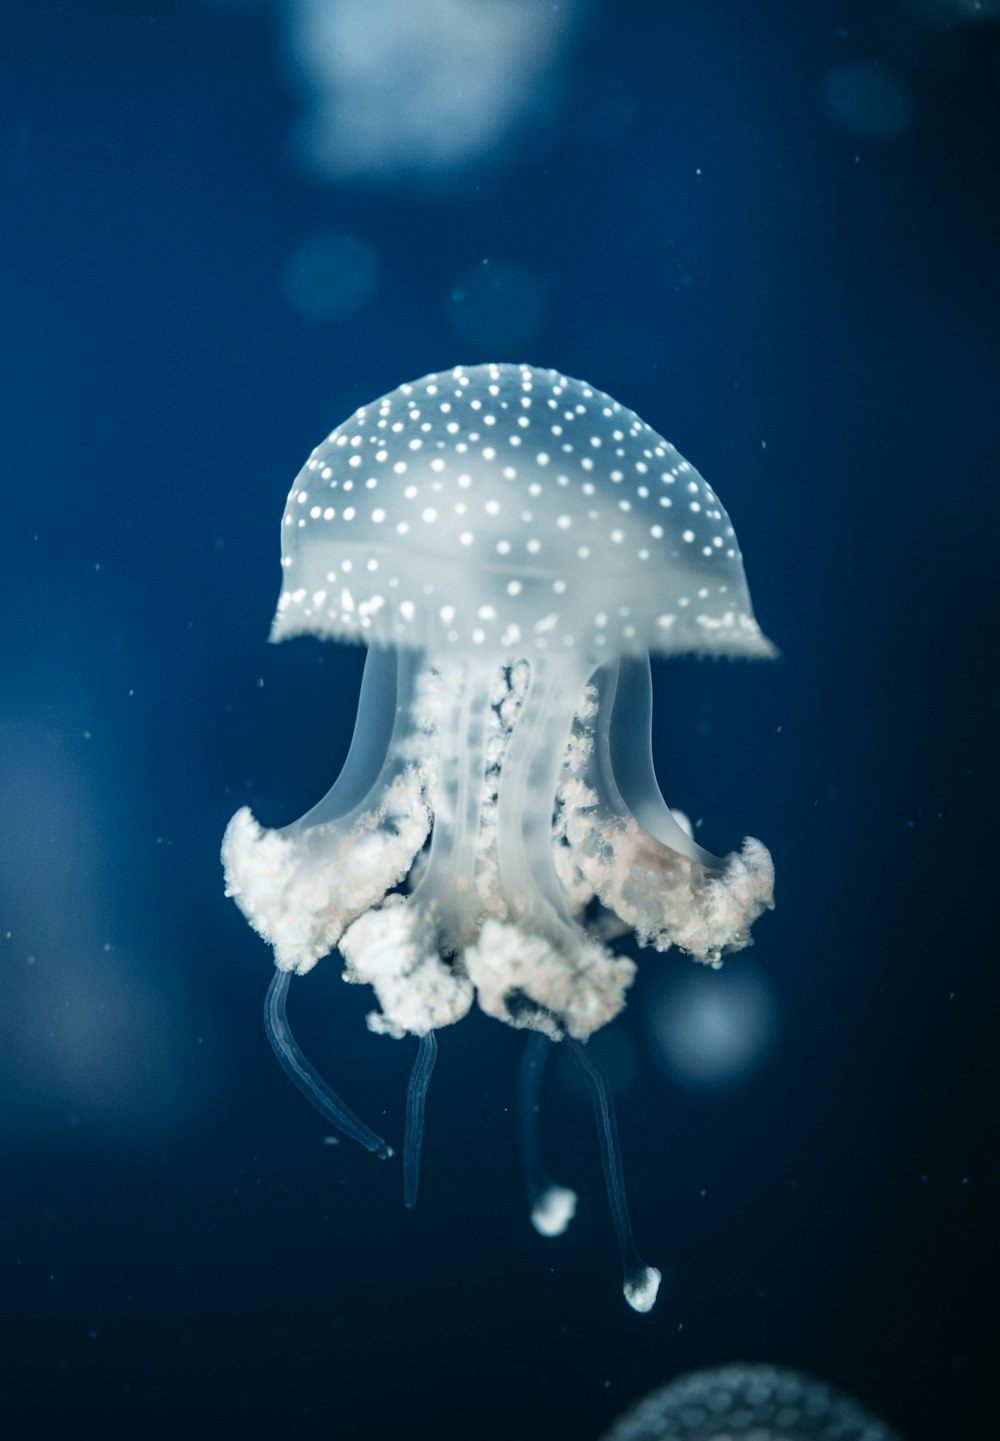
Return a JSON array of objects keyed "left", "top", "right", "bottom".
[{"left": 598, "top": 1364, "right": 902, "bottom": 1441}]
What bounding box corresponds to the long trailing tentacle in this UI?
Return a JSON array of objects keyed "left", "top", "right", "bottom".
[
  {"left": 567, "top": 1036, "right": 660, "bottom": 1313},
  {"left": 516, "top": 1032, "right": 577, "bottom": 1237},
  {"left": 403, "top": 1031, "right": 438, "bottom": 1208},
  {"left": 264, "top": 970, "right": 393, "bottom": 1159}
]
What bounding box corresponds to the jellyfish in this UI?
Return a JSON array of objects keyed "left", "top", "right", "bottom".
[
  {"left": 597, "top": 1363, "right": 903, "bottom": 1440},
  {"left": 222, "top": 363, "right": 775, "bottom": 1312}
]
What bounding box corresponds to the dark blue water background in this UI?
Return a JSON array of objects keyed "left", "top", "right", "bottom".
[{"left": 1, "top": 2, "right": 996, "bottom": 1437}]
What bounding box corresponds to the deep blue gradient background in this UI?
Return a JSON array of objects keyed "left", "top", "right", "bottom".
[{"left": 1, "top": 2, "right": 997, "bottom": 1437}]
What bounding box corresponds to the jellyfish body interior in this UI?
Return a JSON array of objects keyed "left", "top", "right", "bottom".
[{"left": 222, "top": 363, "right": 776, "bottom": 1312}]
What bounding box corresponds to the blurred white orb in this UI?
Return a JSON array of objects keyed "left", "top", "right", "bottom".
[
  {"left": 280, "top": 230, "right": 379, "bottom": 322},
  {"left": 644, "top": 961, "right": 779, "bottom": 1090},
  {"left": 819, "top": 61, "right": 914, "bottom": 142}
]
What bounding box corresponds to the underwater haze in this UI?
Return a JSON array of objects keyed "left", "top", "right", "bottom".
[{"left": 1, "top": 1, "right": 997, "bottom": 1438}]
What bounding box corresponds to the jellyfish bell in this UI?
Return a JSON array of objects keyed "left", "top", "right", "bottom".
[
  {"left": 598, "top": 1362, "right": 903, "bottom": 1440},
  {"left": 222, "top": 362, "right": 776, "bottom": 1311},
  {"left": 231, "top": 362, "right": 774, "bottom": 1011},
  {"left": 268, "top": 364, "right": 772, "bottom": 661}
]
